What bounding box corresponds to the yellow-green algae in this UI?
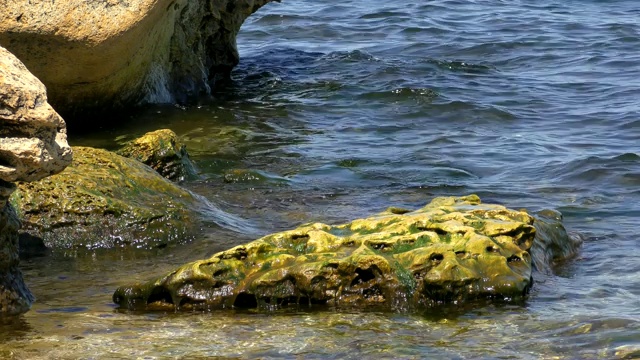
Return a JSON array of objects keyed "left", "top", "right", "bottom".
[
  {"left": 10, "top": 146, "right": 202, "bottom": 250},
  {"left": 116, "top": 129, "right": 197, "bottom": 182},
  {"left": 114, "top": 195, "right": 579, "bottom": 311}
]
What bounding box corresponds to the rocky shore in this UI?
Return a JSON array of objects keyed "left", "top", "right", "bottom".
[
  {"left": 0, "top": 0, "right": 276, "bottom": 314},
  {"left": 0, "top": 1, "right": 584, "bottom": 317}
]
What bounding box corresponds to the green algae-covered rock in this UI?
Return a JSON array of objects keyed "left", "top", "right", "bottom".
[
  {"left": 10, "top": 146, "right": 202, "bottom": 250},
  {"left": 116, "top": 129, "right": 197, "bottom": 182},
  {"left": 114, "top": 195, "right": 580, "bottom": 311}
]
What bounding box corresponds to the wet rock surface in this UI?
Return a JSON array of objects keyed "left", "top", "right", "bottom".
[
  {"left": 0, "top": 45, "right": 71, "bottom": 315},
  {"left": 11, "top": 146, "right": 204, "bottom": 251},
  {"left": 0, "top": 183, "right": 34, "bottom": 315},
  {"left": 114, "top": 195, "right": 581, "bottom": 312},
  {"left": 117, "top": 129, "right": 197, "bottom": 182},
  {"left": 0, "top": 0, "right": 278, "bottom": 117}
]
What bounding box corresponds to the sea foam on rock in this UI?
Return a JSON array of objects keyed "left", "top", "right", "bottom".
[{"left": 113, "top": 195, "right": 582, "bottom": 312}]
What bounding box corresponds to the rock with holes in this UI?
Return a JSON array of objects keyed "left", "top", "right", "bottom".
[
  {"left": 10, "top": 146, "right": 205, "bottom": 252},
  {"left": 0, "top": 0, "right": 278, "bottom": 118},
  {"left": 116, "top": 129, "right": 197, "bottom": 182},
  {"left": 113, "top": 195, "right": 581, "bottom": 311}
]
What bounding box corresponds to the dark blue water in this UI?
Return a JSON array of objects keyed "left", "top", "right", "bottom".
[{"left": 2, "top": 1, "right": 639, "bottom": 358}]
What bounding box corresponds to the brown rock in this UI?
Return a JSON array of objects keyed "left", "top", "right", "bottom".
[
  {"left": 0, "top": 45, "right": 71, "bottom": 315},
  {"left": 0, "top": 46, "right": 72, "bottom": 182},
  {"left": 0, "top": 0, "right": 278, "bottom": 116}
]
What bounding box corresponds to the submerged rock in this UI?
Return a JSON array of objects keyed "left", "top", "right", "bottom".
[
  {"left": 0, "top": 0, "right": 278, "bottom": 117},
  {"left": 0, "top": 46, "right": 71, "bottom": 315},
  {"left": 0, "top": 184, "right": 34, "bottom": 315},
  {"left": 117, "top": 129, "right": 197, "bottom": 182},
  {"left": 223, "top": 169, "right": 268, "bottom": 183},
  {"left": 11, "top": 146, "right": 203, "bottom": 251},
  {"left": 114, "top": 195, "right": 581, "bottom": 312}
]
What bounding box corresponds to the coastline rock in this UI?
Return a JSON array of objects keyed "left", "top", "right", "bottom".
[
  {"left": 113, "top": 195, "right": 581, "bottom": 312},
  {"left": 117, "top": 129, "right": 197, "bottom": 182},
  {"left": 530, "top": 209, "right": 584, "bottom": 273},
  {"left": 0, "top": 46, "right": 71, "bottom": 315},
  {"left": 0, "top": 0, "right": 278, "bottom": 117},
  {"left": 11, "top": 146, "right": 203, "bottom": 251},
  {"left": 0, "top": 46, "right": 72, "bottom": 182},
  {"left": 0, "top": 183, "right": 34, "bottom": 315}
]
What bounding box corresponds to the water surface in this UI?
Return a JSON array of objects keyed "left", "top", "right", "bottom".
[{"left": 2, "top": 0, "right": 639, "bottom": 358}]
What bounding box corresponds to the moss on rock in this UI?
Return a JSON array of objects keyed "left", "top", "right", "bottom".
[
  {"left": 113, "top": 195, "right": 581, "bottom": 311},
  {"left": 117, "top": 129, "right": 197, "bottom": 182},
  {"left": 10, "top": 146, "right": 203, "bottom": 250}
]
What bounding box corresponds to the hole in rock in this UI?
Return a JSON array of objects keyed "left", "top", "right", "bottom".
[
  {"left": 291, "top": 234, "right": 310, "bottom": 240},
  {"left": 323, "top": 263, "right": 339, "bottom": 270},
  {"left": 486, "top": 246, "right": 500, "bottom": 253},
  {"left": 350, "top": 267, "right": 377, "bottom": 286},
  {"left": 369, "top": 242, "right": 392, "bottom": 251},
  {"left": 507, "top": 255, "right": 521, "bottom": 263},
  {"left": 146, "top": 286, "right": 174, "bottom": 305},
  {"left": 416, "top": 225, "right": 448, "bottom": 236},
  {"left": 455, "top": 251, "right": 466, "bottom": 259},
  {"left": 430, "top": 253, "right": 444, "bottom": 262},
  {"left": 233, "top": 293, "right": 258, "bottom": 308},
  {"left": 212, "top": 269, "right": 227, "bottom": 277},
  {"left": 222, "top": 247, "right": 248, "bottom": 260}
]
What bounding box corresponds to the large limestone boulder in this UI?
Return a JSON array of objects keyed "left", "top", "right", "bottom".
[
  {"left": 113, "top": 195, "right": 582, "bottom": 312},
  {"left": 0, "top": 0, "right": 277, "bottom": 117},
  {"left": 11, "top": 146, "right": 205, "bottom": 251},
  {"left": 0, "top": 46, "right": 71, "bottom": 315}
]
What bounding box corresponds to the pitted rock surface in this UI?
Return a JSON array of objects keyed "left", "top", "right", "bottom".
[
  {"left": 114, "top": 195, "right": 577, "bottom": 311},
  {"left": 0, "top": 46, "right": 72, "bottom": 183}
]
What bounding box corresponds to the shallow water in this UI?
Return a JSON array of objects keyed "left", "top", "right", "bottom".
[{"left": 2, "top": 0, "right": 640, "bottom": 358}]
